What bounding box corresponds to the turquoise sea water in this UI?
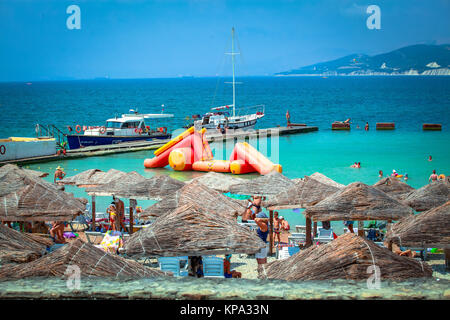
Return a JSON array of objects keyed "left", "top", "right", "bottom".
[{"left": 1, "top": 76, "right": 449, "bottom": 231}]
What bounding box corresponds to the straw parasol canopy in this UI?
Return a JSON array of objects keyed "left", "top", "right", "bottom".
[
  {"left": 0, "top": 239, "right": 170, "bottom": 280},
  {"left": 0, "top": 164, "right": 87, "bottom": 222},
  {"left": 86, "top": 172, "right": 185, "bottom": 200},
  {"left": 59, "top": 168, "right": 127, "bottom": 187},
  {"left": 373, "top": 177, "right": 415, "bottom": 200},
  {"left": 187, "top": 172, "right": 246, "bottom": 193},
  {"left": 309, "top": 172, "right": 345, "bottom": 189},
  {"left": 228, "top": 171, "right": 295, "bottom": 196},
  {"left": 385, "top": 201, "right": 450, "bottom": 248},
  {"left": 264, "top": 175, "right": 341, "bottom": 210},
  {"left": 305, "top": 182, "right": 413, "bottom": 222},
  {"left": 23, "top": 168, "right": 49, "bottom": 178},
  {"left": 0, "top": 224, "right": 48, "bottom": 264},
  {"left": 265, "top": 233, "right": 432, "bottom": 281},
  {"left": 401, "top": 181, "right": 449, "bottom": 212},
  {"left": 141, "top": 180, "right": 245, "bottom": 219},
  {"left": 124, "top": 203, "right": 266, "bottom": 257}
]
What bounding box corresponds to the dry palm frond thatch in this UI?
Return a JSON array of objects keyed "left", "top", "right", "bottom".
[
  {"left": 0, "top": 164, "right": 87, "bottom": 222},
  {"left": 0, "top": 239, "right": 169, "bottom": 280},
  {"left": 125, "top": 203, "right": 265, "bottom": 257},
  {"left": 309, "top": 172, "right": 345, "bottom": 189},
  {"left": 228, "top": 171, "right": 295, "bottom": 196},
  {"left": 59, "top": 168, "right": 127, "bottom": 187},
  {"left": 187, "top": 172, "right": 246, "bottom": 193},
  {"left": 265, "top": 233, "right": 432, "bottom": 281},
  {"left": 401, "top": 181, "right": 449, "bottom": 212},
  {"left": 141, "top": 181, "right": 245, "bottom": 219},
  {"left": 23, "top": 169, "right": 49, "bottom": 178},
  {"left": 373, "top": 177, "right": 415, "bottom": 200},
  {"left": 264, "top": 175, "right": 341, "bottom": 210},
  {"left": 385, "top": 201, "right": 450, "bottom": 248},
  {"left": 86, "top": 172, "right": 185, "bottom": 200},
  {"left": 305, "top": 182, "right": 413, "bottom": 222},
  {"left": 0, "top": 224, "right": 47, "bottom": 264}
]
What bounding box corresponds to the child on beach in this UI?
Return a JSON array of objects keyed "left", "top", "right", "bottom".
[{"left": 273, "top": 212, "right": 281, "bottom": 245}]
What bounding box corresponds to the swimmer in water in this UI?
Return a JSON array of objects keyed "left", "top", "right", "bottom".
[
  {"left": 429, "top": 170, "right": 438, "bottom": 183},
  {"left": 379, "top": 170, "right": 383, "bottom": 178},
  {"left": 350, "top": 162, "right": 358, "bottom": 168},
  {"left": 391, "top": 169, "right": 398, "bottom": 177},
  {"left": 428, "top": 155, "right": 432, "bottom": 161},
  {"left": 404, "top": 173, "right": 408, "bottom": 181}
]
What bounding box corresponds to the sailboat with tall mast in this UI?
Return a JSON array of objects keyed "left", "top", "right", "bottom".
[{"left": 194, "top": 27, "right": 265, "bottom": 130}]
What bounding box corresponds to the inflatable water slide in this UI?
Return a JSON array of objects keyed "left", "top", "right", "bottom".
[{"left": 144, "top": 128, "right": 282, "bottom": 175}]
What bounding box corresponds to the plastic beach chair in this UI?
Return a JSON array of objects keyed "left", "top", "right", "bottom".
[
  {"left": 202, "top": 256, "right": 225, "bottom": 278},
  {"left": 158, "top": 257, "right": 189, "bottom": 277},
  {"left": 314, "top": 227, "right": 334, "bottom": 243}
]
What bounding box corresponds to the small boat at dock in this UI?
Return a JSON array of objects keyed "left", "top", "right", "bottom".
[{"left": 65, "top": 109, "right": 173, "bottom": 150}]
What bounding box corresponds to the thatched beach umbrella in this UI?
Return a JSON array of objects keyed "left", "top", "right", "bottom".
[
  {"left": 59, "top": 168, "right": 127, "bottom": 187},
  {"left": 124, "top": 203, "right": 266, "bottom": 257},
  {"left": 85, "top": 172, "right": 185, "bottom": 233},
  {"left": 0, "top": 239, "right": 169, "bottom": 280},
  {"left": 141, "top": 181, "right": 245, "bottom": 219},
  {"left": 265, "top": 233, "right": 432, "bottom": 281},
  {"left": 304, "top": 182, "right": 413, "bottom": 246},
  {"left": 309, "top": 172, "right": 345, "bottom": 189},
  {"left": 228, "top": 171, "right": 295, "bottom": 196},
  {"left": 187, "top": 172, "right": 246, "bottom": 193},
  {"left": 305, "top": 182, "right": 413, "bottom": 222},
  {"left": 86, "top": 172, "right": 185, "bottom": 200},
  {"left": 385, "top": 201, "right": 450, "bottom": 248},
  {"left": 23, "top": 169, "right": 49, "bottom": 178},
  {"left": 0, "top": 224, "right": 48, "bottom": 264},
  {"left": 0, "top": 164, "right": 86, "bottom": 222},
  {"left": 264, "top": 175, "right": 341, "bottom": 210},
  {"left": 402, "top": 181, "right": 449, "bottom": 212},
  {"left": 373, "top": 177, "right": 415, "bottom": 200}
]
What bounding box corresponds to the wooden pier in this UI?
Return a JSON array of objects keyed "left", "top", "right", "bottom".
[{"left": 0, "top": 125, "right": 318, "bottom": 166}]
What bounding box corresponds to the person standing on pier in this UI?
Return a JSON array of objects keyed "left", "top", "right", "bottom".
[
  {"left": 365, "top": 122, "right": 369, "bottom": 131},
  {"left": 286, "top": 110, "right": 291, "bottom": 127}
]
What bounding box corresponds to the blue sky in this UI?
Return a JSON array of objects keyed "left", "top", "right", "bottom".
[{"left": 0, "top": 0, "right": 449, "bottom": 81}]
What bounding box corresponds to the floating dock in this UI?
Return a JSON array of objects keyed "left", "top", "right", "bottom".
[
  {"left": 0, "top": 125, "right": 318, "bottom": 165},
  {"left": 376, "top": 122, "right": 395, "bottom": 130},
  {"left": 423, "top": 123, "right": 442, "bottom": 131}
]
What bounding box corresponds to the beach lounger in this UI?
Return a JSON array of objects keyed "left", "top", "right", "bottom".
[
  {"left": 288, "top": 233, "right": 306, "bottom": 245},
  {"left": 295, "top": 225, "right": 306, "bottom": 233},
  {"left": 158, "top": 257, "right": 189, "bottom": 277},
  {"left": 48, "top": 243, "right": 67, "bottom": 253},
  {"left": 202, "top": 256, "right": 225, "bottom": 278},
  {"left": 314, "top": 227, "right": 334, "bottom": 243},
  {"left": 277, "top": 245, "right": 301, "bottom": 260}
]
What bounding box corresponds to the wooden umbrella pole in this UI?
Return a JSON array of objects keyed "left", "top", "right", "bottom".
[
  {"left": 445, "top": 248, "right": 450, "bottom": 270},
  {"left": 269, "top": 210, "right": 274, "bottom": 256},
  {"left": 91, "top": 195, "right": 96, "bottom": 232},
  {"left": 358, "top": 221, "right": 364, "bottom": 237},
  {"left": 313, "top": 222, "right": 317, "bottom": 237},
  {"left": 129, "top": 199, "right": 136, "bottom": 235},
  {"left": 305, "top": 217, "right": 312, "bottom": 247}
]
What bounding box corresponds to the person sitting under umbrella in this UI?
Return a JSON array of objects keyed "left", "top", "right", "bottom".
[
  {"left": 50, "top": 221, "right": 66, "bottom": 244},
  {"left": 223, "top": 254, "right": 242, "bottom": 278}
]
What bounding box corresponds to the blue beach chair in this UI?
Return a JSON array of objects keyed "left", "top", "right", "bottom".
[
  {"left": 158, "top": 257, "right": 188, "bottom": 276},
  {"left": 202, "top": 256, "right": 224, "bottom": 278}
]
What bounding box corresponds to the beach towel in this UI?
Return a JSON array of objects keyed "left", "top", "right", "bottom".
[{"left": 97, "top": 231, "right": 123, "bottom": 253}]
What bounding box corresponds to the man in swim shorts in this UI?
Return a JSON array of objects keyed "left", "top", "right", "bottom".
[
  {"left": 254, "top": 212, "right": 269, "bottom": 279},
  {"left": 54, "top": 166, "right": 66, "bottom": 184},
  {"left": 273, "top": 211, "right": 281, "bottom": 245}
]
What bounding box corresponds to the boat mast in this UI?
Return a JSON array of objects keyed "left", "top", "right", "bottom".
[{"left": 231, "top": 27, "right": 236, "bottom": 117}]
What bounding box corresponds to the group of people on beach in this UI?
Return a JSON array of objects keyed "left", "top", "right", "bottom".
[{"left": 241, "top": 195, "right": 290, "bottom": 278}]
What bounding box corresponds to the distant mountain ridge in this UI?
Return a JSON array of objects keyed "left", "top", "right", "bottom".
[{"left": 276, "top": 44, "right": 450, "bottom": 76}]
